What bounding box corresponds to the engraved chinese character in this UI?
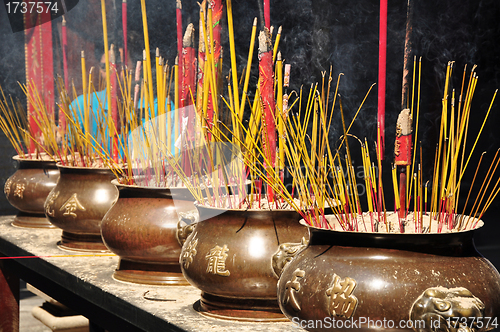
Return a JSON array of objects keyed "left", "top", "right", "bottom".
[
  {"left": 14, "top": 183, "right": 26, "bottom": 198},
  {"left": 60, "top": 193, "right": 86, "bottom": 218},
  {"left": 326, "top": 273, "right": 358, "bottom": 319},
  {"left": 45, "top": 191, "right": 59, "bottom": 217},
  {"left": 4, "top": 179, "right": 12, "bottom": 197},
  {"left": 206, "top": 244, "right": 230, "bottom": 276},
  {"left": 181, "top": 237, "right": 198, "bottom": 270},
  {"left": 283, "top": 268, "right": 305, "bottom": 312}
]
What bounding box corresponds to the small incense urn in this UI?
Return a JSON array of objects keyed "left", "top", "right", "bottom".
[
  {"left": 179, "top": 203, "right": 308, "bottom": 321},
  {"left": 5, "top": 155, "right": 59, "bottom": 228},
  {"left": 44, "top": 165, "right": 118, "bottom": 252},
  {"left": 101, "top": 180, "right": 195, "bottom": 285},
  {"left": 277, "top": 219, "right": 500, "bottom": 331}
]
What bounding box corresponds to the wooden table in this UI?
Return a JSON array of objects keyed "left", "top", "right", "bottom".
[{"left": 0, "top": 216, "right": 301, "bottom": 332}]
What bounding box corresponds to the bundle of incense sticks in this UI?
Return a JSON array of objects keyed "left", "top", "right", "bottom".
[
  {"left": 0, "top": 79, "right": 72, "bottom": 161},
  {"left": 95, "top": 0, "right": 500, "bottom": 223},
  {"left": 121, "top": 0, "right": 290, "bottom": 206},
  {"left": 217, "top": 56, "right": 499, "bottom": 233}
]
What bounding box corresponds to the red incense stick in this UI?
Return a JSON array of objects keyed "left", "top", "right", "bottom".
[
  {"left": 378, "top": 0, "right": 387, "bottom": 160},
  {"left": 258, "top": 29, "right": 276, "bottom": 202},
  {"left": 176, "top": 0, "right": 183, "bottom": 70},
  {"left": 395, "top": 109, "right": 412, "bottom": 222},
  {"left": 61, "top": 16, "right": 68, "bottom": 134},
  {"left": 263, "top": 0, "right": 270, "bottom": 29},
  {"left": 110, "top": 46, "right": 119, "bottom": 163},
  {"left": 182, "top": 23, "right": 196, "bottom": 108},
  {"left": 182, "top": 24, "right": 196, "bottom": 177}
]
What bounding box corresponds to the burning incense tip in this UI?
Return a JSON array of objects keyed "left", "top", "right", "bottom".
[
  {"left": 62, "top": 15, "right": 66, "bottom": 25},
  {"left": 156, "top": 47, "right": 159, "bottom": 57},
  {"left": 277, "top": 26, "right": 282, "bottom": 34},
  {"left": 183, "top": 23, "right": 195, "bottom": 48},
  {"left": 277, "top": 51, "right": 281, "bottom": 61},
  {"left": 175, "top": 55, "right": 178, "bottom": 65},
  {"left": 253, "top": 17, "right": 257, "bottom": 26},
  {"left": 81, "top": 50, "right": 85, "bottom": 58},
  {"left": 176, "top": 0, "right": 182, "bottom": 9}
]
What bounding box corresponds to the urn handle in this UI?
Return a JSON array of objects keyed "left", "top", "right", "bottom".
[
  {"left": 272, "top": 237, "right": 309, "bottom": 278},
  {"left": 176, "top": 209, "right": 199, "bottom": 247}
]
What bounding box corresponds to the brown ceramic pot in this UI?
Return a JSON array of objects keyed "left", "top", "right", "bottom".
[
  {"left": 5, "top": 155, "right": 59, "bottom": 228},
  {"left": 44, "top": 164, "right": 118, "bottom": 252},
  {"left": 101, "top": 180, "right": 196, "bottom": 285},
  {"left": 179, "top": 204, "right": 308, "bottom": 322},
  {"left": 277, "top": 220, "right": 500, "bottom": 332}
]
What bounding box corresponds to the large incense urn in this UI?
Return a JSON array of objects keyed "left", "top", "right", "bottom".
[
  {"left": 5, "top": 155, "right": 59, "bottom": 228},
  {"left": 179, "top": 203, "right": 308, "bottom": 321},
  {"left": 44, "top": 165, "right": 118, "bottom": 252},
  {"left": 277, "top": 218, "right": 500, "bottom": 331},
  {"left": 101, "top": 180, "right": 195, "bottom": 285}
]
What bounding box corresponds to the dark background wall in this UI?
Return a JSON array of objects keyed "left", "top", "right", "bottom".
[{"left": 0, "top": 0, "right": 499, "bottom": 265}]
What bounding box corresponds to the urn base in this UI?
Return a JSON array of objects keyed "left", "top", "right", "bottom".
[
  {"left": 195, "top": 292, "right": 288, "bottom": 322},
  {"left": 12, "top": 212, "right": 56, "bottom": 229},
  {"left": 58, "top": 231, "right": 108, "bottom": 252},
  {"left": 113, "top": 259, "right": 190, "bottom": 286}
]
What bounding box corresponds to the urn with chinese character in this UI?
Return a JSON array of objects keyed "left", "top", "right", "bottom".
[
  {"left": 277, "top": 219, "right": 500, "bottom": 331},
  {"left": 5, "top": 154, "right": 59, "bottom": 228},
  {"left": 100, "top": 180, "right": 195, "bottom": 285},
  {"left": 179, "top": 203, "right": 308, "bottom": 321},
  {"left": 44, "top": 165, "right": 119, "bottom": 252}
]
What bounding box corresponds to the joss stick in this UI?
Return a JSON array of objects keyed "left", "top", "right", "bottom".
[
  {"left": 196, "top": 1, "right": 207, "bottom": 112},
  {"left": 174, "top": 56, "right": 179, "bottom": 154},
  {"left": 140, "top": 0, "right": 154, "bottom": 111},
  {"left": 397, "top": 0, "right": 413, "bottom": 219},
  {"left": 100, "top": 0, "right": 112, "bottom": 142},
  {"left": 454, "top": 89, "right": 497, "bottom": 196},
  {"left": 466, "top": 150, "right": 500, "bottom": 227},
  {"left": 226, "top": 0, "right": 240, "bottom": 120},
  {"left": 239, "top": 18, "right": 258, "bottom": 121},
  {"left": 208, "top": 0, "right": 222, "bottom": 119},
  {"left": 272, "top": 26, "right": 282, "bottom": 62},
  {"left": 182, "top": 23, "right": 196, "bottom": 176},
  {"left": 142, "top": 50, "right": 149, "bottom": 122},
  {"left": 408, "top": 57, "right": 421, "bottom": 202},
  {"left": 176, "top": 0, "right": 183, "bottom": 75},
  {"left": 204, "top": 4, "right": 220, "bottom": 138},
  {"left": 61, "top": 17, "right": 69, "bottom": 136},
  {"left": 167, "top": 66, "right": 174, "bottom": 153},
  {"left": 459, "top": 152, "right": 485, "bottom": 228},
  {"left": 105, "top": 45, "right": 119, "bottom": 160},
  {"left": 122, "top": 0, "right": 128, "bottom": 67},
  {"left": 133, "top": 61, "right": 141, "bottom": 111},
  {"left": 377, "top": 0, "right": 387, "bottom": 160},
  {"left": 155, "top": 48, "right": 161, "bottom": 114},
  {"left": 263, "top": 0, "right": 270, "bottom": 29},
  {"left": 276, "top": 52, "right": 284, "bottom": 175},
  {"left": 181, "top": 23, "right": 196, "bottom": 108},
  {"left": 81, "top": 51, "right": 88, "bottom": 143}
]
